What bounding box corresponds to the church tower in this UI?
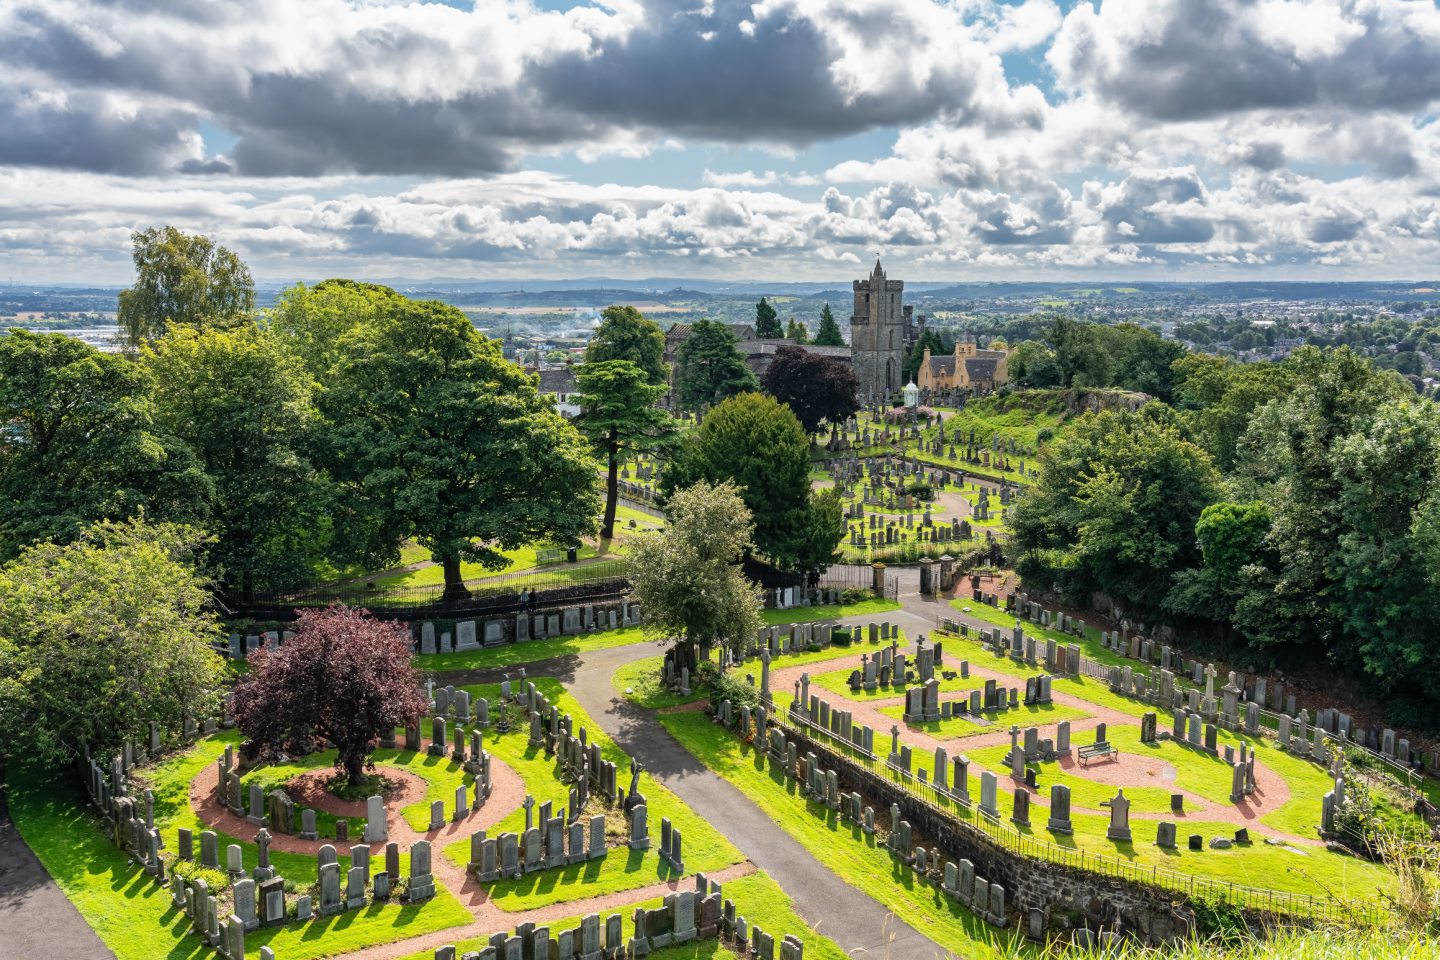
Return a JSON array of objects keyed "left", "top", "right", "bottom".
[{"left": 849, "top": 259, "right": 907, "bottom": 403}]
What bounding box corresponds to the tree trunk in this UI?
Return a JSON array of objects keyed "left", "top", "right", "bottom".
[
  {"left": 343, "top": 750, "right": 367, "bottom": 790},
  {"left": 601, "top": 429, "right": 619, "bottom": 541},
  {"left": 441, "top": 555, "right": 470, "bottom": 600}
]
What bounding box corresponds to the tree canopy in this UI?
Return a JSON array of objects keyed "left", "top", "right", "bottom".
[
  {"left": 812, "top": 303, "right": 845, "bottom": 347},
  {"left": 663, "top": 392, "right": 842, "bottom": 573},
  {"left": 675, "top": 319, "right": 758, "bottom": 411},
  {"left": 585, "top": 305, "right": 667, "bottom": 385},
  {"left": 0, "top": 329, "right": 206, "bottom": 559},
  {"left": 321, "top": 298, "right": 600, "bottom": 596},
  {"left": 627, "top": 480, "right": 763, "bottom": 670},
  {"left": 0, "top": 518, "right": 225, "bottom": 766},
  {"left": 574, "top": 360, "right": 675, "bottom": 540},
  {"left": 761, "top": 344, "right": 859, "bottom": 436},
  {"left": 266, "top": 279, "right": 406, "bottom": 382},
  {"left": 143, "top": 326, "right": 331, "bottom": 596},
  {"left": 755, "top": 297, "right": 783, "bottom": 338},
  {"left": 1011, "top": 404, "right": 1222, "bottom": 619},
  {"left": 118, "top": 226, "right": 255, "bottom": 347},
  {"left": 232, "top": 605, "right": 429, "bottom": 787},
  {"left": 786, "top": 318, "right": 809, "bottom": 343}
]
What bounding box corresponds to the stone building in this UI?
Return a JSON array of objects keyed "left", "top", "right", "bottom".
[
  {"left": 849, "top": 259, "right": 920, "bottom": 403},
  {"left": 662, "top": 321, "right": 851, "bottom": 407},
  {"left": 916, "top": 335, "right": 1012, "bottom": 393}
]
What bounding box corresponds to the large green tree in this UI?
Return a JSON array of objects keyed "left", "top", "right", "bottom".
[
  {"left": 812, "top": 303, "right": 845, "bottom": 347},
  {"left": 627, "top": 480, "right": 763, "bottom": 671},
  {"left": 0, "top": 330, "right": 205, "bottom": 558},
  {"left": 574, "top": 360, "right": 675, "bottom": 540},
  {"left": 585, "top": 305, "right": 666, "bottom": 385},
  {"left": 266, "top": 279, "right": 406, "bottom": 381},
  {"left": 144, "top": 326, "right": 331, "bottom": 596},
  {"left": 663, "top": 392, "right": 841, "bottom": 572},
  {"left": 0, "top": 518, "right": 225, "bottom": 766},
  {"left": 755, "top": 297, "right": 783, "bottom": 338},
  {"left": 1008, "top": 340, "right": 1062, "bottom": 388},
  {"left": 1011, "top": 404, "right": 1222, "bottom": 617},
  {"left": 675, "top": 319, "right": 758, "bottom": 411},
  {"left": 786, "top": 318, "right": 809, "bottom": 344},
  {"left": 323, "top": 298, "right": 600, "bottom": 597},
  {"left": 118, "top": 226, "right": 255, "bottom": 347}
]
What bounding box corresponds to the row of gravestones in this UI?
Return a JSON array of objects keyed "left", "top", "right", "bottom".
[
  {"left": 1019, "top": 594, "right": 1432, "bottom": 774},
  {"left": 436, "top": 873, "right": 807, "bottom": 959},
  {"left": 415, "top": 601, "right": 643, "bottom": 655}
]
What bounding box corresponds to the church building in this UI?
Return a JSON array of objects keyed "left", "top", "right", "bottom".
[
  {"left": 916, "top": 335, "right": 1013, "bottom": 392},
  {"left": 849, "top": 259, "right": 919, "bottom": 403}
]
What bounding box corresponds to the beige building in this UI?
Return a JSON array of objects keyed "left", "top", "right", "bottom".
[{"left": 916, "top": 336, "right": 1012, "bottom": 392}]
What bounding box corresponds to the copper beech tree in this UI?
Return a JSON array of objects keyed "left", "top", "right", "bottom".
[{"left": 232, "top": 605, "right": 429, "bottom": 788}]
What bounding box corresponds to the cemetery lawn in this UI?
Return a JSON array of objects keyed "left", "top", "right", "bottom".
[
  {"left": 371, "top": 544, "right": 603, "bottom": 589},
  {"left": 413, "top": 625, "right": 650, "bottom": 672},
  {"left": 760, "top": 598, "right": 900, "bottom": 625},
  {"left": 6, "top": 751, "right": 473, "bottom": 960},
  {"left": 875, "top": 699, "right": 1091, "bottom": 737},
  {"left": 389, "top": 872, "right": 850, "bottom": 960},
  {"left": 659, "top": 712, "right": 1033, "bottom": 960},
  {"left": 613, "top": 656, "right": 707, "bottom": 710},
  {"left": 948, "top": 599, "right": 1136, "bottom": 671},
  {"left": 440, "top": 679, "right": 745, "bottom": 911}
]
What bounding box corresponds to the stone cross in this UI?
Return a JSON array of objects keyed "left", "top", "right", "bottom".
[{"left": 523, "top": 794, "right": 536, "bottom": 832}]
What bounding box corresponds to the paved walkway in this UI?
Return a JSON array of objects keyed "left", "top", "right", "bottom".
[
  {"left": 0, "top": 768, "right": 113, "bottom": 960},
  {"left": 436, "top": 630, "right": 954, "bottom": 959}
]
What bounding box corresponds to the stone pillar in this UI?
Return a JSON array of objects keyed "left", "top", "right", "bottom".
[{"left": 871, "top": 562, "right": 887, "bottom": 597}]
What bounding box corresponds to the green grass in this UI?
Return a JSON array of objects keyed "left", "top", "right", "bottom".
[
  {"left": 947, "top": 598, "right": 1137, "bottom": 672},
  {"left": 372, "top": 544, "right": 602, "bottom": 590},
  {"left": 391, "top": 872, "right": 851, "bottom": 960},
  {"left": 439, "top": 679, "right": 745, "bottom": 911},
  {"left": 659, "top": 712, "right": 1031, "bottom": 960},
  {"left": 875, "top": 700, "right": 1092, "bottom": 738},
  {"left": 416, "top": 625, "right": 651, "bottom": 673},
  {"left": 760, "top": 598, "right": 901, "bottom": 625},
  {"left": 6, "top": 750, "right": 472, "bottom": 960},
  {"left": 613, "top": 656, "right": 706, "bottom": 710}
]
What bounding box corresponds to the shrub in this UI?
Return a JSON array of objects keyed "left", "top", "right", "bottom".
[{"left": 709, "top": 669, "right": 760, "bottom": 710}]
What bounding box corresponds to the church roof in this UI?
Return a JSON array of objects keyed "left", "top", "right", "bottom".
[
  {"left": 666, "top": 321, "right": 756, "bottom": 343},
  {"left": 964, "top": 357, "right": 999, "bottom": 380},
  {"left": 928, "top": 354, "right": 956, "bottom": 377}
]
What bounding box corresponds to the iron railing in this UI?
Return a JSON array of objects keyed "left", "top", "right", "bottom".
[{"left": 767, "top": 703, "right": 1387, "bottom": 928}]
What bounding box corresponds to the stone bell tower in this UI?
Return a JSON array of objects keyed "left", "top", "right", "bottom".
[{"left": 849, "top": 258, "right": 907, "bottom": 403}]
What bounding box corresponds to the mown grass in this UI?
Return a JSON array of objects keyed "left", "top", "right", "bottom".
[
  {"left": 390, "top": 871, "right": 851, "bottom": 960},
  {"left": 7, "top": 743, "right": 473, "bottom": 960},
  {"left": 760, "top": 598, "right": 901, "bottom": 625},
  {"left": 658, "top": 711, "right": 1033, "bottom": 960},
  {"left": 370, "top": 543, "right": 602, "bottom": 590},
  {"left": 439, "top": 678, "right": 745, "bottom": 912},
  {"left": 416, "top": 625, "right": 651, "bottom": 673},
  {"left": 875, "top": 700, "right": 1092, "bottom": 738}
]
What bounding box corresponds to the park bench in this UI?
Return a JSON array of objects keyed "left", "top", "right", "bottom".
[{"left": 1078, "top": 741, "right": 1119, "bottom": 766}]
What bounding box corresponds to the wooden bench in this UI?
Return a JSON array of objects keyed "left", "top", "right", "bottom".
[{"left": 1078, "top": 742, "right": 1119, "bottom": 766}]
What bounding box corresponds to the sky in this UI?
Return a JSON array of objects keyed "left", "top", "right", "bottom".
[{"left": 2, "top": 0, "right": 1440, "bottom": 285}]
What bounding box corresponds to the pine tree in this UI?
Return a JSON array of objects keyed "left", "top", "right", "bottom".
[
  {"left": 813, "top": 303, "right": 845, "bottom": 346},
  {"left": 786, "top": 318, "right": 809, "bottom": 343},
  {"left": 755, "top": 297, "right": 783, "bottom": 338}
]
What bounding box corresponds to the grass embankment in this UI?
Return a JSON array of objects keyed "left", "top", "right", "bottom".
[
  {"left": 441, "top": 678, "right": 745, "bottom": 912},
  {"left": 417, "top": 625, "right": 650, "bottom": 673},
  {"left": 659, "top": 712, "right": 1031, "bottom": 960}
]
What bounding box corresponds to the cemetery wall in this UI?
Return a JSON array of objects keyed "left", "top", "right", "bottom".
[{"left": 775, "top": 725, "right": 1196, "bottom": 945}]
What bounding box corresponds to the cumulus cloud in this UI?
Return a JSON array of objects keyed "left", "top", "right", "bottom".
[
  {"left": 1048, "top": 0, "right": 1440, "bottom": 121},
  {"left": 0, "top": 0, "right": 1031, "bottom": 178},
  {"left": 3, "top": 0, "right": 1440, "bottom": 278}
]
